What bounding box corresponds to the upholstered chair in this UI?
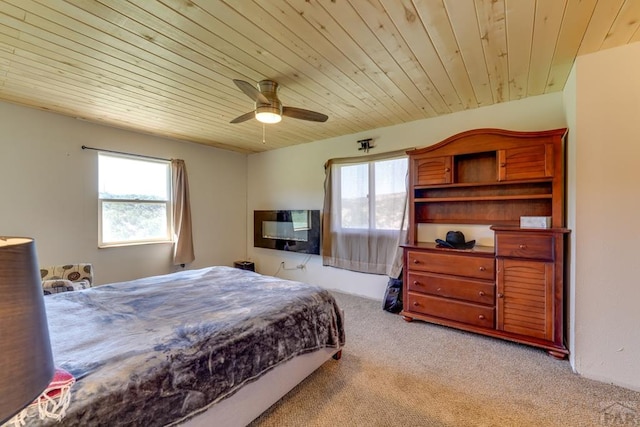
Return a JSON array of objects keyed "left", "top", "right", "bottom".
[{"left": 40, "top": 264, "right": 93, "bottom": 295}]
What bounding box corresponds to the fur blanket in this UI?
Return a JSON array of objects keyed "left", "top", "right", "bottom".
[{"left": 36, "top": 267, "right": 345, "bottom": 426}]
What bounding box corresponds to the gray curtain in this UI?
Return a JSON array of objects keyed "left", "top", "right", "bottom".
[
  {"left": 171, "top": 159, "right": 195, "bottom": 265},
  {"left": 322, "top": 149, "right": 408, "bottom": 276}
]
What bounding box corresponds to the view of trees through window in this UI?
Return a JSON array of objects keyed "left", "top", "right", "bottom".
[
  {"left": 340, "top": 157, "right": 407, "bottom": 230},
  {"left": 98, "top": 153, "right": 171, "bottom": 245},
  {"left": 101, "top": 201, "right": 168, "bottom": 243}
]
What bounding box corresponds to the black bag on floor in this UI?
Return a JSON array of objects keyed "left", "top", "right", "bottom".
[{"left": 383, "top": 273, "right": 403, "bottom": 313}]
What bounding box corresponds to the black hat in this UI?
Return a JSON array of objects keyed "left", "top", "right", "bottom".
[{"left": 436, "top": 231, "right": 476, "bottom": 249}]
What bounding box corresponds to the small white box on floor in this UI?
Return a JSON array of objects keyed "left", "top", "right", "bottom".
[{"left": 520, "top": 216, "right": 552, "bottom": 228}]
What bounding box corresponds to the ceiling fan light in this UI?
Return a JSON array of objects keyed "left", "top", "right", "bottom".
[
  {"left": 255, "top": 106, "right": 282, "bottom": 124},
  {"left": 255, "top": 112, "right": 281, "bottom": 124}
]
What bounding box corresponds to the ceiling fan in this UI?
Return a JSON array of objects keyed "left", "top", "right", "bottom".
[{"left": 230, "top": 79, "right": 329, "bottom": 124}]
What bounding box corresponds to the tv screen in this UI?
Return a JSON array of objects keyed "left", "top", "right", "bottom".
[{"left": 254, "top": 210, "right": 320, "bottom": 254}]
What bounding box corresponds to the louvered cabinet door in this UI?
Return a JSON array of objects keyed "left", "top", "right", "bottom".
[
  {"left": 414, "top": 156, "right": 452, "bottom": 185},
  {"left": 496, "top": 259, "right": 554, "bottom": 340},
  {"left": 497, "top": 143, "right": 553, "bottom": 181}
]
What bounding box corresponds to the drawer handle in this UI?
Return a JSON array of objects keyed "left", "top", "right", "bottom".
[
  {"left": 444, "top": 167, "right": 451, "bottom": 172},
  {"left": 478, "top": 315, "right": 485, "bottom": 320},
  {"left": 413, "top": 259, "right": 420, "bottom": 264},
  {"left": 478, "top": 291, "right": 485, "bottom": 297},
  {"left": 479, "top": 266, "right": 486, "bottom": 271},
  {"left": 413, "top": 280, "right": 420, "bottom": 286},
  {"left": 413, "top": 301, "right": 420, "bottom": 307},
  {"left": 436, "top": 287, "right": 442, "bottom": 292},
  {"left": 497, "top": 293, "right": 504, "bottom": 298},
  {"left": 500, "top": 162, "right": 506, "bottom": 167},
  {"left": 519, "top": 244, "right": 527, "bottom": 249}
]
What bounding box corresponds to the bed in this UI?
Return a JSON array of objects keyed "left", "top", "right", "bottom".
[{"left": 34, "top": 266, "right": 345, "bottom": 426}]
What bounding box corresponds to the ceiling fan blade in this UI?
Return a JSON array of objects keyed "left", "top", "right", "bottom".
[
  {"left": 233, "top": 79, "right": 270, "bottom": 105},
  {"left": 282, "top": 106, "right": 328, "bottom": 122},
  {"left": 230, "top": 111, "right": 255, "bottom": 124}
]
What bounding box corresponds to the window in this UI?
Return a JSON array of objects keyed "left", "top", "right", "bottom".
[
  {"left": 322, "top": 152, "right": 408, "bottom": 276},
  {"left": 338, "top": 157, "right": 408, "bottom": 231},
  {"left": 98, "top": 153, "right": 172, "bottom": 247}
]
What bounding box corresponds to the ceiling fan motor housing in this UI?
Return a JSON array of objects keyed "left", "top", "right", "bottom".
[
  {"left": 255, "top": 80, "right": 282, "bottom": 122},
  {"left": 256, "top": 80, "right": 282, "bottom": 111}
]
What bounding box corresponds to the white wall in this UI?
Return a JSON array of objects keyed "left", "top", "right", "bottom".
[
  {"left": 0, "top": 101, "right": 248, "bottom": 285},
  {"left": 572, "top": 41, "right": 640, "bottom": 391},
  {"left": 563, "top": 63, "right": 578, "bottom": 368},
  {"left": 247, "top": 93, "right": 567, "bottom": 299}
]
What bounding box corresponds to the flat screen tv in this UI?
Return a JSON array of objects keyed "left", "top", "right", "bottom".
[{"left": 254, "top": 210, "right": 321, "bottom": 255}]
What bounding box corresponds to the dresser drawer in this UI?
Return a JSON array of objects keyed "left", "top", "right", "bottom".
[
  {"left": 406, "top": 250, "right": 494, "bottom": 280},
  {"left": 495, "top": 233, "right": 553, "bottom": 260},
  {"left": 407, "top": 272, "right": 494, "bottom": 305},
  {"left": 407, "top": 292, "right": 495, "bottom": 328}
]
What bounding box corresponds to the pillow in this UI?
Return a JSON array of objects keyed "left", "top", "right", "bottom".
[{"left": 42, "top": 279, "right": 87, "bottom": 295}]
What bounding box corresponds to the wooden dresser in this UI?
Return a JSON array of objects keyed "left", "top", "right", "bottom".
[{"left": 401, "top": 128, "right": 569, "bottom": 358}]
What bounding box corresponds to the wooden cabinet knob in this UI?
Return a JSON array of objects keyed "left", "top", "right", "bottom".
[
  {"left": 519, "top": 244, "right": 527, "bottom": 249},
  {"left": 479, "top": 266, "right": 486, "bottom": 271},
  {"left": 444, "top": 167, "right": 451, "bottom": 172},
  {"left": 413, "top": 301, "right": 419, "bottom": 307},
  {"left": 500, "top": 162, "right": 506, "bottom": 167},
  {"left": 478, "top": 315, "right": 485, "bottom": 320},
  {"left": 413, "top": 280, "right": 419, "bottom": 286},
  {"left": 436, "top": 287, "right": 442, "bottom": 292},
  {"left": 478, "top": 291, "right": 485, "bottom": 297},
  {"left": 497, "top": 293, "right": 504, "bottom": 298},
  {"left": 413, "top": 259, "right": 420, "bottom": 264}
]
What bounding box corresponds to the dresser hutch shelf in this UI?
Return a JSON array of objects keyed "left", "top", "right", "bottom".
[{"left": 401, "top": 128, "right": 569, "bottom": 358}]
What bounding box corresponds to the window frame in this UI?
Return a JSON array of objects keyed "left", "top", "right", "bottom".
[{"left": 97, "top": 152, "right": 173, "bottom": 248}]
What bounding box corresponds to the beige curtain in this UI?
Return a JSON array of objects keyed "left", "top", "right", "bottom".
[
  {"left": 171, "top": 159, "right": 195, "bottom": 266},
  {"left": 322, "top": 149, "right": 408, "bottom": 276},
  {"left": 389, "top": 180, "right": 409, "bottom": 279}
]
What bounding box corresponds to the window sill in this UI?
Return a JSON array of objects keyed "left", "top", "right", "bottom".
[{"left": 98, "top": 240, "right": 173, "bottom": 249}]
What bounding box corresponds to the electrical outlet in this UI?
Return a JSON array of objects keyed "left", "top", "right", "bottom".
[{"left": 280, "top": 261, "right": 306, "bottom": 271}]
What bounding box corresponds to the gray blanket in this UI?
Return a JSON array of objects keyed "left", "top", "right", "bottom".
[{"left": 37, "top": 266, "right": 345, "bottom": 426}]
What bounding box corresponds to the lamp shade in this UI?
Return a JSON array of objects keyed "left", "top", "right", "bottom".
[{"left": 0, "top": 237, "right": 54, "bottom": 424}]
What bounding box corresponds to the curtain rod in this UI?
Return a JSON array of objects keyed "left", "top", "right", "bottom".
[{"left": 81, "top": 145, "right": 171, "bottom": 162}]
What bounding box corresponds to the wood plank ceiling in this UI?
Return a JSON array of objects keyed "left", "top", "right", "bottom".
[{"left": 0, "top": 0, "right": 639, "bottom": 153}]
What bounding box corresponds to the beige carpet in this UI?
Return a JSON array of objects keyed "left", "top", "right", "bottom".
[{"left": 250, "top": 291, "right": 640, "bottom": 427}]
